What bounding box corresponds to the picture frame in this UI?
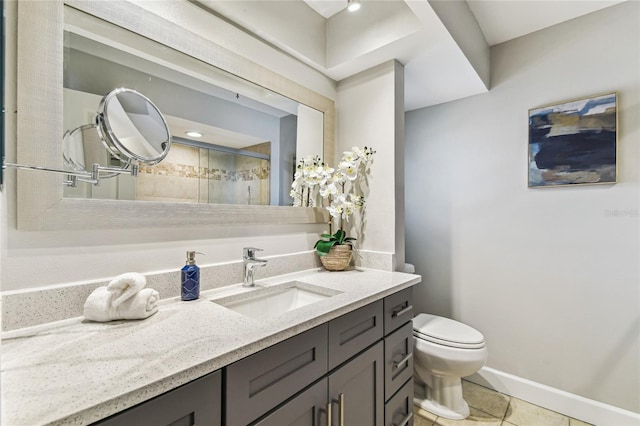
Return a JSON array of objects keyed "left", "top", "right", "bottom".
[{"left": 528, "top": 92, "right": 617, "bottom": 187}]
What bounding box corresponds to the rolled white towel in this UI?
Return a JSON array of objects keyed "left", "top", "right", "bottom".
[
  {"left": 107, "top": 272, "right": 147, "bottom": 307},
  {"left": 84, "top": 286, "right": 160, "bottom": 322}
]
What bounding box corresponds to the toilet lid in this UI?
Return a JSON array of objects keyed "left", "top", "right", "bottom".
[{"left": 413, "top": 314, "right": 485, "bottom": 349}]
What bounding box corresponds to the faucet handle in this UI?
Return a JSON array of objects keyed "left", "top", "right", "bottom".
[{"left": 243, "top": 247, "right": 263, "bottom": 259}]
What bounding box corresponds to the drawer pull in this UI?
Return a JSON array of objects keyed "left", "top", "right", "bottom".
[
  {"left": 393, "top": 412, "right": 413, "bottom": 426},
  {"left": 393, "top": 353, "right": 413, "bottom": 370},
  {"left": 392, "top": 305, "right": 413, "bottom": 318},
  {"left": 331, "top": 393, "right": 345, "bottom": 426},
  {"left": 325, "top": 400, "right": 332, "bottom": 426}
]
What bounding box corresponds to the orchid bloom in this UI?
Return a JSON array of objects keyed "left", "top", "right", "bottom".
[{"left": 291, "top": 147, "right": 375, "bottom": 225}]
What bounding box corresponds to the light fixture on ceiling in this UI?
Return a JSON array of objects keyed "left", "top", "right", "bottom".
[
  {"left": 185, "top": 130, "right": 203, "bottom": 138},
  {"left": 347, "top": 0, "right": 361, "bottom": 13}
]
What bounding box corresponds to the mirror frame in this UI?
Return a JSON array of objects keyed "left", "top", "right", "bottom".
[{"left": 15, "top": 0, "right": 333, "bottom": 230}]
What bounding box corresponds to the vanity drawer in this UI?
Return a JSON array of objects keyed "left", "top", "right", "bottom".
[
  {"left": 385, "top": 377, "right": 414, "bottom": 426},
  {"left": 254, "top": 378, "right": 328, "bottom": 426},
  {"left": 329, "top": 300, "right": 384, "bottom": 370},
  {"left": 93, "top": 370, "right": 221, "bottom": 426},
  {"left": 384, "top": 287, "right": 413, "bottom": 335},
  {"left": 226, "top": 324, "right": 329, "bottom": 426},
  {"left": 384, "top": 321, "right": 414, "bottom": 401}
]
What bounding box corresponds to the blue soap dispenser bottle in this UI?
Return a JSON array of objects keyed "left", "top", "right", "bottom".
[{"left": 181, "top": 251, "right": 203, "bottom": 301}]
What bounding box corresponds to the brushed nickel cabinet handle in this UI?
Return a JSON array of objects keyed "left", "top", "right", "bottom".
[
  {"left": 393, "top": 352, "right": 413, "bottom": 370},
  {"left": 393, "top": 412, "right": 413, "bottom": 426},
  {"left": 326, "top": 400, "right": 332, "bottom": 426},
  {"left": 337, "top": 393, "right": 345, "bottom": 426},
  {"left": 331, "top": 393, "right": 345, "bottom": 426},
  {"left": 392, "top": 305, "right": 413, "bottom": 318}
]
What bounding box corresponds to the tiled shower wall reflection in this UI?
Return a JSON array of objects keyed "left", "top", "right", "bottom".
[{"left": 137, "top": 142, "right": 270, "bottom": 205}]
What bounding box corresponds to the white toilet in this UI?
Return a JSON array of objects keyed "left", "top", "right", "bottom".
[{"left": 412, "top": 313, "right": 488, "bottom": 420}]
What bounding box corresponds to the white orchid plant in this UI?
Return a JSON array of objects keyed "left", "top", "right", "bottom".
[{"left": 290, "top": 146, "right": 375, "bottom": 256}]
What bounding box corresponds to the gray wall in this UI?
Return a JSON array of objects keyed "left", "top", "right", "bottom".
[
  {"left": 336, "top": 61, "right": 404, "bottom": 270},
  {"left": 405, "top": 2, "right": 639, "bottom": 412}
]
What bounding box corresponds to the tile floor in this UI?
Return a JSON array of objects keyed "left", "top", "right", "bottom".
[{"left": 413, "top": 381, "right": 594, "bottom": 426}]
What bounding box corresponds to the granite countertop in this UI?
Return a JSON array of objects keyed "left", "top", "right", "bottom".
[{"left": 1, "top": 267, "right": 421, "bottom": 426}]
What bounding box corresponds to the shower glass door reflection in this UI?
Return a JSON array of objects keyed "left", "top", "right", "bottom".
[{"left": 204, "top": 144, "right": 270, "bottom": 205}]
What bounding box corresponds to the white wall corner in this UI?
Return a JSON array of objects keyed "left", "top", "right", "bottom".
[
  {"left": 337, "top": 60, "right": 404, "bottom": 265},
  {"left": 393, "top": 60, "right": 406, "bottom": 271}
]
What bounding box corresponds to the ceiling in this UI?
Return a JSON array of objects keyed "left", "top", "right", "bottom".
[
  {"left": 203, "top": 0, "right": 626, "bottom": 111},
  {"left": 304, "top": 1, "right": 626, "bottom": 44},
  {"left": 465, "top": 0, "right": 625, "bottom": 46},
  {"left": 304, "top": 0, "right": 348, "bottom": 18}
]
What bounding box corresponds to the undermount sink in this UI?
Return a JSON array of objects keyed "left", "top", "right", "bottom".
[{"left": 212, "top": 281, "right": 341, "bottom": 319}]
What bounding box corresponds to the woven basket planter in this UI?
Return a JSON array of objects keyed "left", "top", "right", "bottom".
[{"left": 319, "top": 244, "right": 353, "bottom": 271}]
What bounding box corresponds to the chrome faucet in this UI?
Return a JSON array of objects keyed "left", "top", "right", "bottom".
[{"left": 243, "top": 247, "right": 267, "bottom": 287}]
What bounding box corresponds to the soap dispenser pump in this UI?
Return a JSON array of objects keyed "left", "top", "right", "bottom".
[{"left": 181, "top": 251, "right": 204, "bottom": 301}]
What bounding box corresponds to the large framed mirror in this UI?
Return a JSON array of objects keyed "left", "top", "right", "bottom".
[{"left": 15, "top": 0, "right": 333, "bottom": 230}]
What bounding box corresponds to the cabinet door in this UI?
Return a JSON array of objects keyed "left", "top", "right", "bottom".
[
  {"left": 254, "top": 379, "right": 328, "bottom": 426},
  {"left": 93, "top": 371, "right": 221, "bottom": 426},
  {"left": 328, "top": 341, "right": 384, "bottom": 426}
]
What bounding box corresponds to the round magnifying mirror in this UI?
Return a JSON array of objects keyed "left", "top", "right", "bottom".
[
  {"left": 96, "top": 88, "right": 171, "bottom": 165},
  {"left": 64, "top": 124, "right": 128, "bottom": 178}
]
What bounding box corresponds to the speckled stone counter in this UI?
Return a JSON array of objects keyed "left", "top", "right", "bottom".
[{"left": 1, "top": 267, "right": 421, "bottom": 426}]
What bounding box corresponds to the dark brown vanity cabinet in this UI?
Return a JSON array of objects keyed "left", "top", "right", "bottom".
[
  {"left": 228, "top": 301, "right": 385, "bottom": 426},
  {"left": 256, "top": 342, "right": 384, "bottom": 426},
  {"left": 92, "top": 287, "right": 414, "bottom": 426},
  {"left": 383, "top": 287, "right": 414, "bottom": 426},
  {"left": 228, "top": 287, "right": 414, "bottom": 426},
  {"left": 93, "top": 370, "right": 222, "bottom": 426},
  {"left": 226, "top": 324, "right": 329, "bottom": 426},
  {"left": 328, "top": 341, "right": 385, "bottom": 426},
  {"left": 255, "top": 378, "right": 329, "bottom": 426},
  {"left": 384, "top": 378, "right": 414, "bottom": 426}
]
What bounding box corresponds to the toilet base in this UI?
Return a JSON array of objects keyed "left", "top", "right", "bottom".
[{"left": 413, "top": 376, "right": 470, "bottom": 420}]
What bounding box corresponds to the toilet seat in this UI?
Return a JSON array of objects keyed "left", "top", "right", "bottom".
[{"left": 413, "top": 314, "right": 485, "bottom": 349}]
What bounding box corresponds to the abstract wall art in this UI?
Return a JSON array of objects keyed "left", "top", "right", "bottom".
[{"left": 528, "top": 92, "right": 617, "bottom": 187}]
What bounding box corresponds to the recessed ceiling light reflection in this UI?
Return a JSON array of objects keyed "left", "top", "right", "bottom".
[
  {"left": 185, "top": 131, "right": 203, "bottom": 138},
  {"left": 347, "top": 0, "right": 361, "bottom": 12}
]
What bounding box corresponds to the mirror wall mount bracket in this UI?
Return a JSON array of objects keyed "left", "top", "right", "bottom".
[
  {"left": 2, "top": 161, "right": 138, "bottom": 187},
  {"left": 6, "top": 85, "right": 166, "bottom": 188}
]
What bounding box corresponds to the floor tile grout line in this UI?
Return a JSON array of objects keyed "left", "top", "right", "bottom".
[
  {"left": 468, "top": 403, "right": 506, "bottom": 422},
  {"left": 415, "top": 380, "right": 592, "bottom": 426}
]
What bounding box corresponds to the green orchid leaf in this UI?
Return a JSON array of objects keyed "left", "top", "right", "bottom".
[{"left": 315, "top": 239, "right": 337, "bottom": 256}]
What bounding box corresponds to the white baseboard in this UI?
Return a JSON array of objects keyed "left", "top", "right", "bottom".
[{"left": 467, "top": 367, "right": 640, "bottom": 426}]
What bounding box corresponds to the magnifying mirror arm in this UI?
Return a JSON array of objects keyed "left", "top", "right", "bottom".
[{"left": 3, "top": 161, "right": 138, "bottom": 187}]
